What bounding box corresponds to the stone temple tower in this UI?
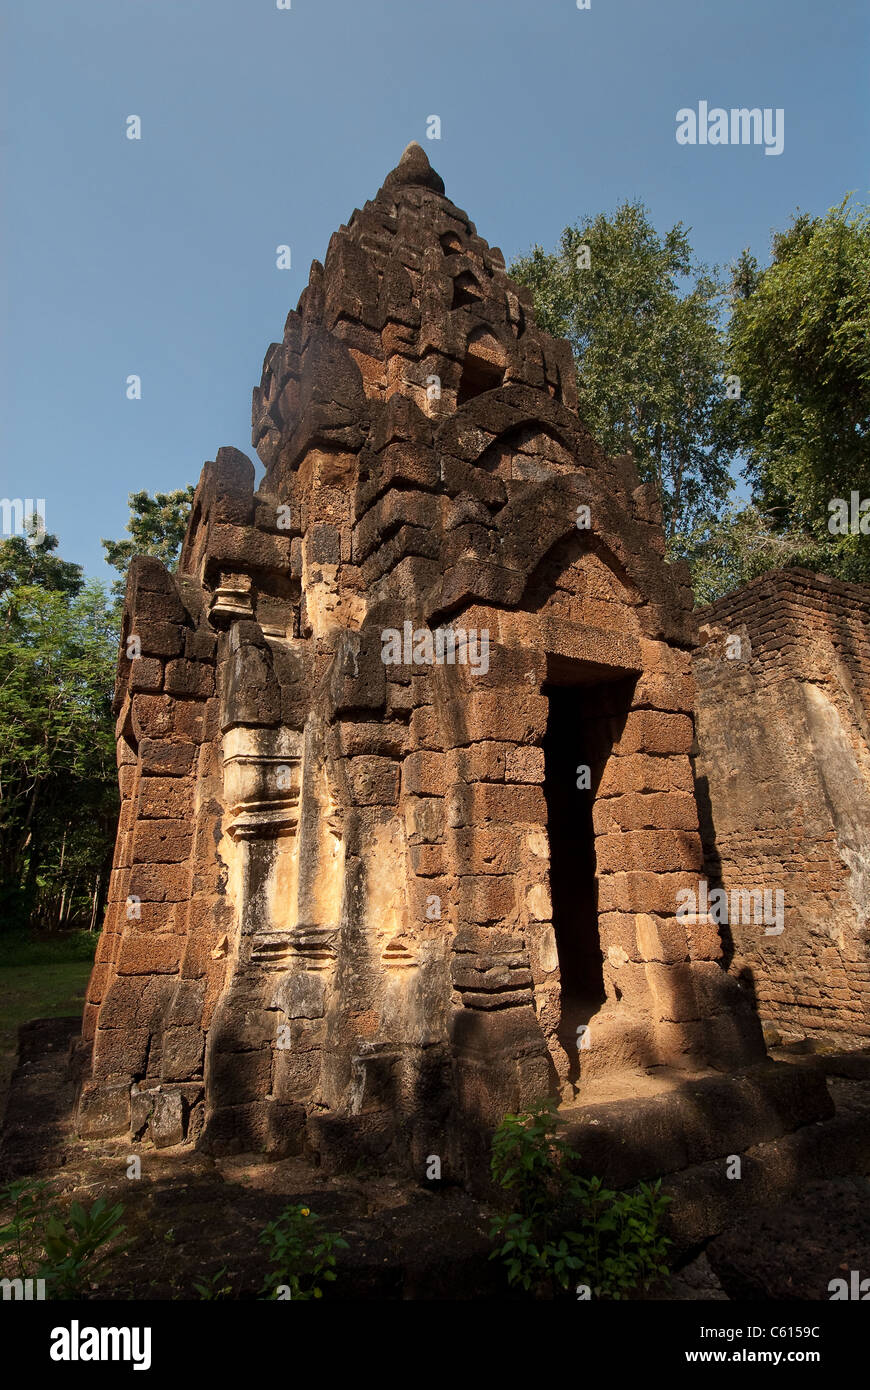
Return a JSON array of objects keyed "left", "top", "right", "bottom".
[{"left": 76, "top": 144, "right": 764, "bottom": 1172}]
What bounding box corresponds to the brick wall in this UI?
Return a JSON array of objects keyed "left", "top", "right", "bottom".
[{"left": 694, "top": 567, "right": 870, "bottom": 1045}]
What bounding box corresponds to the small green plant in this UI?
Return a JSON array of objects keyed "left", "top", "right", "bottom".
[
  {"left": 0, "top": 1179, "right": 126, "bottom": 1299},
  {"left": 0, "top": 1178, "right": 52, "bottom": 1281},
  {"left": 489, "top": 1098, "right": 671, "bottom": 1298},
  {"left": 568, "top": 1175, "right": 672, "bottom": 1300},
  {"left": 258, "top": 1204, "right": 347, "bottom": 1300},
  {"left": 39, "top": 1197, "right": 127, "bottom": 1298},
  {"left": 193, "top": 1266, "right": 234, "bottom": 1300}
]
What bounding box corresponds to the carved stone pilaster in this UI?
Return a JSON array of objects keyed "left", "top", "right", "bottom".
[
  {"left": 209, "top": 572, "right": 255, "bottom": 626},
  {"left": 222, "top": 726, "right": 301, "bottom": 841}
]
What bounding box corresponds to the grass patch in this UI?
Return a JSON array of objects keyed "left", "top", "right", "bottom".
[
  {"left": 0, "top": 939, "right": 95, "bottom": 1113},
  {"left": 0, "top": 930, "right": 98, "bottom": 968}
]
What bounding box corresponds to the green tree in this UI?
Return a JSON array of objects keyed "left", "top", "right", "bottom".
[
  {"left": 510, "top": 202, "right": 732, "bottom": 543},
  {"left": 0, "top": 533, "right": 117, "bottom": 928},
  {"left": 721, "top": 197, "right": 870, "bottom": 582},
  {"left": 0, "top": 528, "right": 83, "bottom": 603},
  {"left": 102, "top": 486, "right": 194, "bottom": 598},
  {"left": 676, "top": 504, "right": 820, "bottom": 607}
]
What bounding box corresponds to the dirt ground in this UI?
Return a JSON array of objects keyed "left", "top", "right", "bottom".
[{"left": 2, "top": 1018, "right": 870, "bottom": 1300}]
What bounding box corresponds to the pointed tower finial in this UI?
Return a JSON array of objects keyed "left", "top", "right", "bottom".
[{"left": 381, "top": 141, "right": 445, "bottom": 195}]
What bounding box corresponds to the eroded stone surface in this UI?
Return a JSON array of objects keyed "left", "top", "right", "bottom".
[
  {"left": 75, "top": 144, "right": 769, "bottom": 1170},
  {"left": 695, "top": 570, "right": 870, "bottom": 1048}
]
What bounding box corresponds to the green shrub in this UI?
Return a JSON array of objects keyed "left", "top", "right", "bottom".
[
  {"left": 0, "top": 1178, "right": 126, "bottom": 1299},
  {"left": 258, "top": 1203, "right": 347, "bottom": 1300},
  {"left": 489, "top": 1098, "right": 672, "bottom": 1298},
  {"left": 193, "top": 1266, "right": 234, "bottom": 1301},
  {"left": 0, "top": 1177, "right": 51, "bottom": 1282},
  {"left": 40, "top": 1197, "right": 127, "bottom": 1299}
]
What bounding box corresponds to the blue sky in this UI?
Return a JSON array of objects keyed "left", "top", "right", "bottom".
[{"left": 2, "top": 0, "right": 868, "bottom": 580}]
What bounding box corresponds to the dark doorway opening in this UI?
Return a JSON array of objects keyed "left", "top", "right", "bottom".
[
  {"left": 451, "top": 270, "right": 484, "bottom": 311},
  {"left": 457, "top": 333, "right": 506, "bottom": 404},
  {"left": 542, "top": 666, "right": 634, "bottom": 1077}
]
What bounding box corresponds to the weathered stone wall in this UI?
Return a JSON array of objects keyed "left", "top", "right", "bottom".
[
  {"left": 77, "top": 553, "right": 233, "bottom": 1145},
  {"left": 694, "top": 567, "right": 870, "bottom": 1046},
  {"left": 76, "top": 144, "right": 765, "bottom": 1170}
]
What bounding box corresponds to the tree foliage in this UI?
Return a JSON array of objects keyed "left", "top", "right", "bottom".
[
  {"left": 101, "top": 486, "right": 194, "bottom": 597},
  {"left": 510, "top": 196, "right": 870, "bottom": 600},
  {"left": 720, "top": 197, "right": 870, "bottom": 582},
  {"left": 675, "top": 505, "right": 821, "bottom": 607},
  {"left": 0, "top": 533, "right": 118, "bottom": 929},
  {"left": 0, "top": 488, "right": 196, "bottom": 932},
  {"left": 510, "top": 201, "right": 732, "bottom": 542}
]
